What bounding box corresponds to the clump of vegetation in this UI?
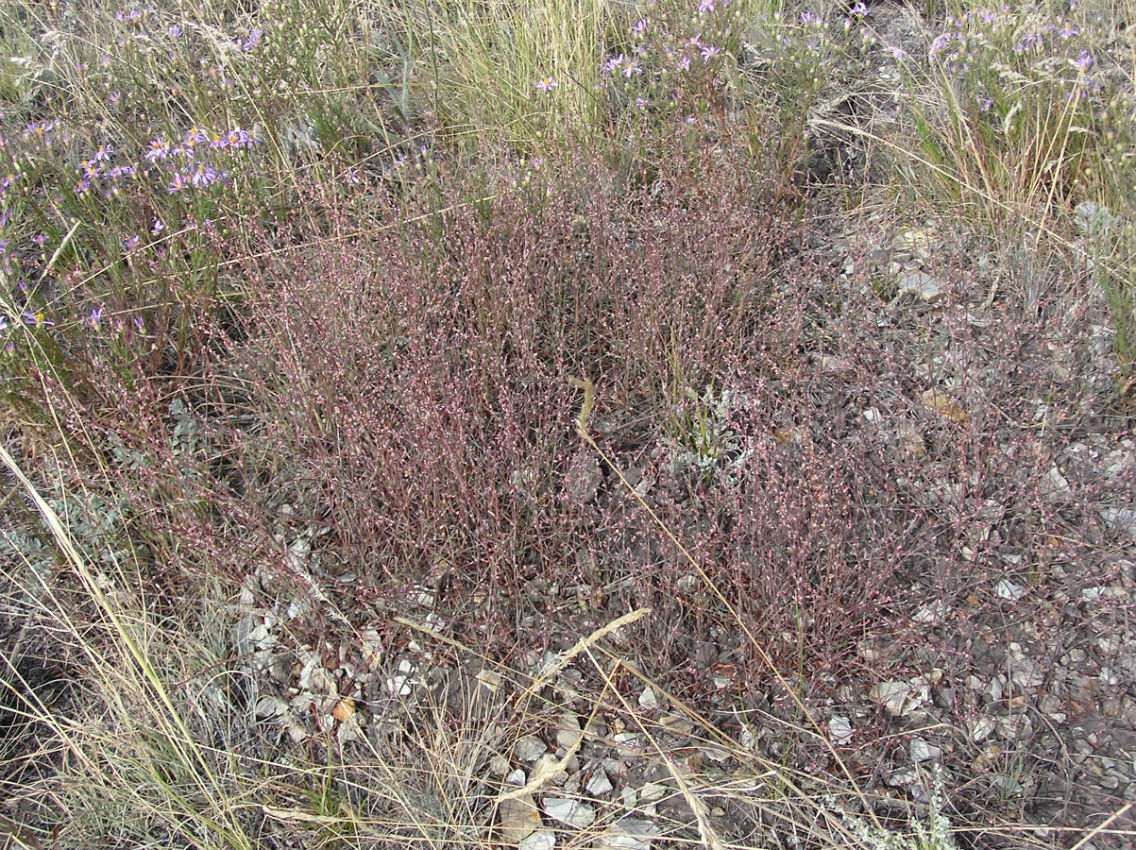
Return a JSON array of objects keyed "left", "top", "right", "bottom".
[{"left": 1, "top": 0, "right": 1133, "bottom": 848}]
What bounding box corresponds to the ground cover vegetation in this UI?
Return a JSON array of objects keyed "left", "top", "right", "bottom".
[{"left": 0, "top": 0, "right": 1134, "bottom": 847}]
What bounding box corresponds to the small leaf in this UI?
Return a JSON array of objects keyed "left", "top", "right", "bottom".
[
  {"left": 331, "top": 697, "right": 355, "bottom": 722},
  {"left": 498, "top": 794, "right": 542, "bottom": 844},
  {"left": 921, "top": 389, "right": 969, "bottom": 423}
]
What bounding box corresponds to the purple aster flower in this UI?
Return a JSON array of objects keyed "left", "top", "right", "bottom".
[
  {"left": 604, "top": 54, "right": 627, "bottom": 74},
  {"left": 699, "top": 0, "right": 715, "bottom": 13},
  {"left": 701, "top": 45, "right": 721, "bottom": 61},
  {"left": 22, "top": 310, "right": 54, "bottom": 327},
  {"left": 87, "top": 305, "right": 104, "bottom": 330},
  {"left": 168, "top": 173, "right": 189, "bottom": 194},
  {"left": 190, "top": 162, "right": 221, "bottom": 188},
  {"left": 1072, "top": 49, "right": 1093, "bottom": 71},
  {"left": 631, "top": 19, "right": 646, "bottom": 36},
  {"left": 240, "top": 28, "right": 263, "bottom": 51},
  {"left": 182, "top": 126, "right": 207, "bottom": 151},
  {"left": 535, "top": 76, "right": 558, "bottom": 91},
  {"left": 849, "top": 2, "right": 868, "bottom": 17},
  {"left": 123, "top": 234, "right": 140, "bottom": 251},
  {"left": 226, "top": 128, "right": 252, "bottom": 148},
  {"left": 151, "top": 219, "right": 164, "bottom": 235},
  {"left": 145, "top": 137, "right": 171, "bottom": 163}
]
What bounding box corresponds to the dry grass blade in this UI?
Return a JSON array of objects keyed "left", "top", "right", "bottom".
[
  {"left": 517, "top": 606, "right": 650, "bottom": 701},
  {"left": 0, "top": 439, "right": 256, "bottom": 848},
  {"left": 1068, "top": 801, "right": 1136, "bottom": 850}
]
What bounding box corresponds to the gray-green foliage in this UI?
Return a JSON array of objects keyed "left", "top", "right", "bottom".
[
  {"left": 830, "top": 769, "right": 958, "bottom": 850},
  {"left": 2, "top": 399, "right": 207, "bottom": 584},
  {"left": 1073, "top": 200, "right": 1136, "bottom": 368},
  {"left": 1, "top": 489, "right": 134, "bottom": 584},
  {"left": 670, "top": 385, "right": 751, "bottom": 485}
]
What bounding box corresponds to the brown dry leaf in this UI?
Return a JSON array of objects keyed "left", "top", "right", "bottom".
[
  {"left": 476, "top": 668, "right": 502, "bottom": 693},
  {"left": 920, "top": 390, "right": 969, "bottom": 424},
  {"left": 771, "top": 427, "right": 797, "bottom": 445},
  {"left": 331, "top": 697, "right": 355, "bottom": 722},
  {"left": 894, "top": 226, "right": 938, "bottom": 250},
  {"left": 497, "top": 794, "right": 542, "bottom": 844}
]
